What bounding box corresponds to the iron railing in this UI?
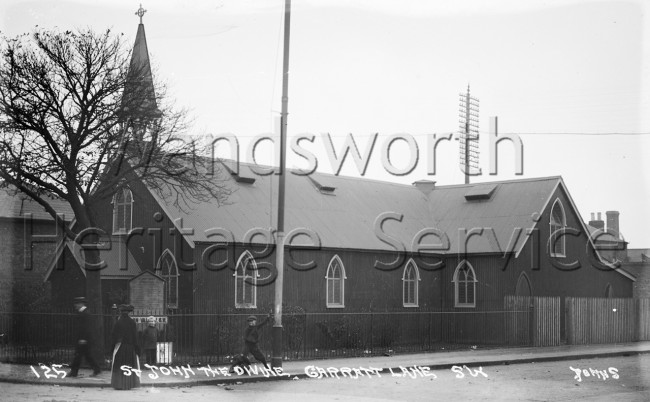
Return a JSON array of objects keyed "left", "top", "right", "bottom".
[{"left": 0, "top": 306, "right": 531, "bottom": 365}]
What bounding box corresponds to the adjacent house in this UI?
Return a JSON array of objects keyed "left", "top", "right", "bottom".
[
  {"left": 0, "top": 184, "right": 71, "bottom": 313},
  {"left": 585, "top": 210, "right": 650, "bottom": 298}
]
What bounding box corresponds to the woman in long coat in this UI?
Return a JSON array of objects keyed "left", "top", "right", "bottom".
[{"left": 111, "top": 304, "right": 140, "bottom": 390}]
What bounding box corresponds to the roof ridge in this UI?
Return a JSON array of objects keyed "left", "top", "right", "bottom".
[
  {"left": 217, "top": 158, "right": 562, "bottom": 189},
  {"left": 434, "top": 176, "right": 563, "bottom": 189}
]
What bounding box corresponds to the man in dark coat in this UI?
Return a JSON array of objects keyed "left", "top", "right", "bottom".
[
  {"left": 229, "top": 314, "right": 272, "bottom": 373},
  {"left": 69, "top": 297, "right": 101, "bottom": 377}
]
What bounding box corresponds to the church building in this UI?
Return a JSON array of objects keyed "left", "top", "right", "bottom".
[{"left": 45, "top": 11, "right": 636, "bottom": 356}]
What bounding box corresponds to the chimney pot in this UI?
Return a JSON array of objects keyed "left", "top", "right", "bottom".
[{"left": 589, "top": 211, "right": 605, "bottom": 230}]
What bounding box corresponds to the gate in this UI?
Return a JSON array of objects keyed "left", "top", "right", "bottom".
[{"left": 504, "top": 296, "right": 560, "bottom": 347}]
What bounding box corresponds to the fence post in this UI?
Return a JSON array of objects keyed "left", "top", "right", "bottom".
[
  {"left": 369, "top": 312, "right": 373, "bottom": 355},
  {"left": 529, "top": 298, "right": 535, "bottom": 347},
  {"left": 633, "top": 299, "right": 641, "bottom": 342},
  {"left": 302, "top": 312, "right": 307, "bottom": 359},
  {"left": 428, "top": 312, "right": 432, "bottom": 350},
  {"left": 565, "top": 297, "right": 570, "bottom": 345}
]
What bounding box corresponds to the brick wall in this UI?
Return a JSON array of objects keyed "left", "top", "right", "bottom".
[
  {"left": 631, "top": 264, "right": 650, "bottom": 298},
  {"left": 0, "top": 221, "right": 16, "bottom": 311},
  {"left": 0, "top": 218, "right": 61, "bottom": 312}
]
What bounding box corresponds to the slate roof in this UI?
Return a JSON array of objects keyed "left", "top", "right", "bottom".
[
  {"left": 625, "top": 249, "right": 650, "bottom": 263},
  {"left": 148, "top": 161, "right": 565, "bottom": 255},
  {"left": 619, "top": 249, "right": 649, "bottom": 281},
  {"left": 0, "top": 185, "right": 73, "bottom": 221}
]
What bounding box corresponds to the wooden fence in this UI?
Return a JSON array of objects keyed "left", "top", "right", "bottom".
[
  {"left": 531, "top": 297, "right": 561, "bottom": 346},
  {"left": 506, "top": 297, "right": 650, "bottom": 346},
  {"left": 639, "top": 299, "right": 650, "bottom": 341},
  {"left": 504, "top": 296, "right": 531, "bottom": 345},
  {"left": 504, "top": 296, "right": 561, "bottom": 347},
  {"left": 565, "top": 297, "right": 649, "bottom": 345}
]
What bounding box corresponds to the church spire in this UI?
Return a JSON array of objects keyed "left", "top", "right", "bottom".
[{"left": 120, "top": 4, "right": 161, "bottom": 121}]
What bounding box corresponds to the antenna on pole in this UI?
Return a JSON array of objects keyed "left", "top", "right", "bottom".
[{"left": 458, "top": 84, "right": 480, "bottom": 184}]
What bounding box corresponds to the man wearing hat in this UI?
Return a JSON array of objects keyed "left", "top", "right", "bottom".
[
  {"left": 229, "top": 313, "right": 272, "bottom": 373},
  {"left": 69, "top": 297, "right": 101, "bottom": 377}
]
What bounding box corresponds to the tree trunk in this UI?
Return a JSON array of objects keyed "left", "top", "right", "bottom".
[
  {"left": 85, "top": 259, "right": 105, "bottom": 367},
  {"left": 75, "top": 213, "right": 105, "bottom": 368}
]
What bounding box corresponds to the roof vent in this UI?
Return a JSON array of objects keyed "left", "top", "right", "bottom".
[
  {"left": 412, "top": 180, "right": 436, "bottom": 196},
  {"left": 464, "top": 183, "right": 498, "bottom": 201},
  {"left": 221, "top": 161, "right": 256, "bottom": 184},
  {"left": 307, "top": 176, "right": 336, "bottom": 195}
]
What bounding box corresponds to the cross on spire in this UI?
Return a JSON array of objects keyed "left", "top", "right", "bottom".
[{"left": 135, "top": 4, "right": 147, "bottom": 24}]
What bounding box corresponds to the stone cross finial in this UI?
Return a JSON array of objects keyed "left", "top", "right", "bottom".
[{"left": 135, "top": 4, "right": 147, "bottom": 24}]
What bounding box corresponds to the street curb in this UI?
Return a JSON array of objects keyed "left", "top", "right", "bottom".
[
  {"left": 2, "top": 348, "right": 649, "bottom": 388},
  {"left": 422, "top": 349, "right": 650, "bottom": 371}
]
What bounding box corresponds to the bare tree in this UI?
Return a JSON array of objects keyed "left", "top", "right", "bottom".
[{"left": 0, "top": 28, "right": 229, "bottom": 359}]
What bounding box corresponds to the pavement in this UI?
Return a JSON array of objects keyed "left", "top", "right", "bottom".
[{"left": 1, "top": 341, "right": 650, "bottom": 388}]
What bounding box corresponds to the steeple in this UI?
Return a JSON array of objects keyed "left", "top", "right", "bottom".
[{"left": 120, "top": 4, "right": 161, "bottom": 121}]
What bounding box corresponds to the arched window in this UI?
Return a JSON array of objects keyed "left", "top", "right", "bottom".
[
  {"left": 112, "top": 187, "right": 133, "bottom": 235},
  {"left": 235, "top": 251, "right": 257, "bottom": 309},
  {"left": 550, "top": 199, "right": 567, "bottom": 257},
  {"left": 453, "top": 260, "right": 477, "bottom": 308},
  {"left": 157, "top": 249, "right": 178, "bottom": 309},
  {"left": 402, "top": 259, "right": 420, "bottom": 307},
  {"left": 326, "top": 255, "right": 346, "bottom": 308},
  {"left": 515, "top": 272, "right": 532, "bottom": 297},
  {"left": 605, "top": 283, "right": 614, "bottom": 298}
]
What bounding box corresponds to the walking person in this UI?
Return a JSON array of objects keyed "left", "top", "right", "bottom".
[
  {"left": 110, "top": 304, "right": 140, "bottom": 390},
  {"left": 229, "top": 313, "right": 272, "bottom": 373},
  {"left": 68, "top": 297, "right": 101, "bottom": 377},
  {"left": 141, "top": 316, "right": 158, "bottom": 366}
]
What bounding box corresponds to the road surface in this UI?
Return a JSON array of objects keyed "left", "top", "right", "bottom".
[{"left": 3, "top": 354, "right": 650, "bottom": 401}]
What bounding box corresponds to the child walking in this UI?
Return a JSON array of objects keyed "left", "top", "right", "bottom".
[
  {"left": 141, "top": 316, "right": 158, "bottom": 365},
  {"left": 229, "top": 313, "right": 272, "bottom": 373}
]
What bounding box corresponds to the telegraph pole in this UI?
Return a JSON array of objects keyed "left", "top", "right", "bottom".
[
  {"left": 272, "top": 0, "right": 291, "bottom": 369},
  {"left": 459, "top": 85, "right": 480, "bottom": 184}
]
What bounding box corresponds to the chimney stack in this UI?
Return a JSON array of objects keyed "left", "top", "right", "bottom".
[
  {"left": 606, "top": 210, "right": 620, "bottom": 239},
  {"left": 413, "top": 180, "right": 436, "bottom": 196},
  {"left": 588, "top": 212, "right": 605, "bottom": 230}
]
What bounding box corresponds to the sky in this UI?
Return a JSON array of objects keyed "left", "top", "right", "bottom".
[{"left": 1, "top": 0, "right": 648, "bottom": 248}]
